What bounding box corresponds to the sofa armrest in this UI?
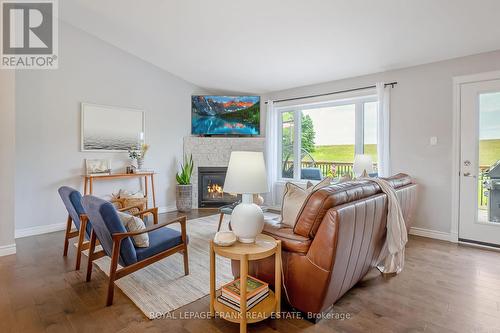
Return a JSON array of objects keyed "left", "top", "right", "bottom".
[{"left": 262, "top": 218, "right": 312, "bottom": 254}]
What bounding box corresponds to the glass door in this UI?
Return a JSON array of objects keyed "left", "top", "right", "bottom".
[{"left": 459, "top": 79, "right": 500, "bottom": 246}]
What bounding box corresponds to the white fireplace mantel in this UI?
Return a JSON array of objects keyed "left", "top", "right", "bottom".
[{"left": 183, "top": 136, "right": 265, "bottom": 208}]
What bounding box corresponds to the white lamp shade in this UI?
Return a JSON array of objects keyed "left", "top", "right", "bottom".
[
  {"left": 353, "top": 154, "right": 374, "bottom": 177},
  {"left": 223, "top": 151, "right": 269, "bottom": 194}
]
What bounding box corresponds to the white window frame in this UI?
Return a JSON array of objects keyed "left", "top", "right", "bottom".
[{"left": 276, "top": 95, "right": 377, "bottom": 181}]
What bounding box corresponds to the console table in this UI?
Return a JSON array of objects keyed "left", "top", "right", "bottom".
[{"left": 82, "top": 173, "right": 156, "bottom": 208}]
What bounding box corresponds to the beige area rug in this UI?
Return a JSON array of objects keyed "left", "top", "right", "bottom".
[
  {"left": 82, "top": 214, "right": 232, "bottom": 318},
  {"left": 81, "top": 212, "right": 278, "bottom": 319}
]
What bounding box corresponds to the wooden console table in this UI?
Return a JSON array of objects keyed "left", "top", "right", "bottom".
[{"left": 82, "top": 173, "right": 156, "bottom": 208}]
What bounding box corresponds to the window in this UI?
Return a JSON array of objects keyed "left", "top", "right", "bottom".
[{"left": 278, "top": 96, "right": 378, "bottom": 180}]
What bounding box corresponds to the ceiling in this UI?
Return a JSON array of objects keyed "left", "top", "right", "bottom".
[{"left": 61, "top": 0, "right": 500, "bottom": 93}]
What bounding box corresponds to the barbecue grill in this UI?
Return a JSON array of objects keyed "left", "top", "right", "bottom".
[{"left": 484, "top": 160, "right": 500, "bottom": 222}]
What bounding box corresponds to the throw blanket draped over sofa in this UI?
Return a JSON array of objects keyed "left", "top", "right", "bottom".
[{"left": 367, "top": 177, "right": 408, "bottom": 274}]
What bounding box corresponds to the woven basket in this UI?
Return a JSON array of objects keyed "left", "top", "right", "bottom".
[{"left": 111, "top": 197, "right": 147, "bottom": 214}]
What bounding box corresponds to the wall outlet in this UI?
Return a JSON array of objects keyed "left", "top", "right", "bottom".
[{"left": 430, "top": 136, "right": 438, "bottom": 146}]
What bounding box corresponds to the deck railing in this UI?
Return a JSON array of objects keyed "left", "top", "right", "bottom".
[
  {"left": 479, "top": 165, "right": 489, "bottom": 208},
  {"left": 283, "top": 160, "right": 378, "bottom": 178}
]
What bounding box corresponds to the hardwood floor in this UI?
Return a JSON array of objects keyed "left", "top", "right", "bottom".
[{"left": 1, "top": 210, "right": 500, "bottom": 332}]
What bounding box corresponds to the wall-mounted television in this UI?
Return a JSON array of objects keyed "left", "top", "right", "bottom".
[{"left": 191, "top": 95, "right": 260, "bottom": 136}]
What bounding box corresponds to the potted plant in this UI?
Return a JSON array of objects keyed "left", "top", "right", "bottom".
[{"left": 175, "top": 154, "right": 194, "bottom": 212}]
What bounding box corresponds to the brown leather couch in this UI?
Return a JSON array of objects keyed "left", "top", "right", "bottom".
[{"left": 232, "top": 173, "right": 417, "bottom": 316}]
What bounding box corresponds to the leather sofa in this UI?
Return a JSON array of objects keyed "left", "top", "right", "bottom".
[{"left": 232, "top": 173, "right": 417, "bottom": 316}]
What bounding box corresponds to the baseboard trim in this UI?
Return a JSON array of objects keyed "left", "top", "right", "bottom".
[
  {"left": 15, "top": 206, "right": 174, "bottom": 239},
  {"left": 458, "top": 240, "right": 500, "bottom": 252},
  {"left": 15, "top": 222, "right": 67, "bottom": 239},
  {"left": 409, "top": 227, "right": 454, "bottom": 242},
  {"left": 0, "top": 243, "right": 16, "bottom": 256}
]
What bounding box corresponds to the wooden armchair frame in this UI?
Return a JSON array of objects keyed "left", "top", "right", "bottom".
[
  {"left": 63, "top": 213, "right": 90, "bottom": 270},
  {"left": 85, "top": 207, "right": 189, "bottom": 306},
  {"left": 63, "top": 205, "right": 143, "bottom": 270}
]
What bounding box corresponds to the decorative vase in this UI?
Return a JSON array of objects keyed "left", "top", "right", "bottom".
[
  {"left": 176, "top": 184, "right": 192, "bottom": 212},
  {"left": 231, "top": 193, "right": 264, "bottom": 243},
  {"left": 136, "top": 158, "right": 144, "bottom": 170}
]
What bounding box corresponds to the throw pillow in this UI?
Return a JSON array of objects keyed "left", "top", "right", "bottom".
[
  {"left": 116, "top": 211, "right": 149, "bottom": 247},
  {"left": 281, "top": 177, "right": 332, "bottom": 227},
  {"left": 311, "top": 176, "right": 333, "bottom": 192},
  {"left": 338, "top": 173, "right": 352, "bottom": 183}
]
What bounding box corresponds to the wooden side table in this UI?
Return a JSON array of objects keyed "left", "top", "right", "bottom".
[
  {"left": 210, "top": 234, "right": 281, "bottom": 333},
  {"left": 82, "top": 172, "right": 156, "bottom": 208}
]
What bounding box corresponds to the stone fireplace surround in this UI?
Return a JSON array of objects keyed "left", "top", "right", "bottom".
[{"left": 183, "top": 136, "right": 265, "bottom": 208}]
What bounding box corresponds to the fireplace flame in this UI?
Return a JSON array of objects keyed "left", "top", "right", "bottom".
[{"left": 207, "top": 183, "right": 223, "bottom": 198}]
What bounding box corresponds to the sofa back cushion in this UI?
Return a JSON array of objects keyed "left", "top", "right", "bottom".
[
  {"left": 281, "top": 177, "right": 332, "bottom": 227},
  {"left": 293, "top": 173, "right": 412, "bottom": 238}
]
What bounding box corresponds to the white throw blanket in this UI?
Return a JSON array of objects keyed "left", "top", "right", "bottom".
[{"left": 366, "top": 177, "right": 408, "bottom": 274}]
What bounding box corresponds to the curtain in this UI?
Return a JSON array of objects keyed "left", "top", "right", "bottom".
[
  {"left": 265, "top": 100, "right": 278, "bottom": 205},
  {"left": 376, "top": 82, "right": 391, "bottom": 177}
]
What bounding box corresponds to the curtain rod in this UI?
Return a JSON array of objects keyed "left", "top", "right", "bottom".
[{"left": 265, "top": 81, "right": 397, "bottom": 104}]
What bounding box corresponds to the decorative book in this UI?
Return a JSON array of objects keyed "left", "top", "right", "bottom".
[
  {"left": 221, "top": 275, "right": 268, "bottom": 302},
  {"left": 221, "top": 288, "right": 269, "bottom": 305},
  {"left": 217, "top": 291, "right": 269, "bottom": 311}
]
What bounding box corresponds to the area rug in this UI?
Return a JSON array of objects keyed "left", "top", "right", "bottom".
[{"left": 81, "top": 212, "right": 278, "bottom": 319}]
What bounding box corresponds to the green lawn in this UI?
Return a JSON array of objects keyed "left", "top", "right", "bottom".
[
  {"left": 310, "top": 144, "right": 377, "bottom": 163},
  {"left": 479, "top": 139, "right": 500, "bottom": 166},
  {"left": 309, "top": 139, "right": 500, "bottom": 166}
]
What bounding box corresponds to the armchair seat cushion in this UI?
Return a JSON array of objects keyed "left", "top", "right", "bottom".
[{"left": 135, "top": 227, "right": 183, "bottom": 262}]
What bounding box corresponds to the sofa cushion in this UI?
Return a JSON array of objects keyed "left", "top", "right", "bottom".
[
  {"left": 262, "top": 218, "right": 312, "bottom": 254},
  {"left": 281, "top": 177, "right": 331, "bottom": 228},
  {"left": 280, "top": 182, "right": 312, "bottom": 227},
  {"left": 135, "top": 227, "right": 183, "bottom": 262}
]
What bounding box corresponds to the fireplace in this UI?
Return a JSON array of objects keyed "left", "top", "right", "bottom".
[{"left": 198, "top": 167, "right": 240, "bottom": 208}]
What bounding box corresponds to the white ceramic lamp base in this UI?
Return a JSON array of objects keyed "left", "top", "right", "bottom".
[{"left": 230, "top": 194, "right": 264, "bottom": 243}]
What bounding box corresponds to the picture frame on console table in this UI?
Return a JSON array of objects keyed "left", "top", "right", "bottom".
[{"left": 81, "top": 103, "right": 145, "bottom": 152}]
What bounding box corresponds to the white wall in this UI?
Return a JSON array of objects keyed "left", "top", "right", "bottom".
[
  {"left": 263, "top": 50, "right": 500, "bottom": 236},
  {"left": 0, "top": 71, "right": 16, "bottom": 255},
  {"left": 14, "top": 22, "right": 205, "bottom": 234}
]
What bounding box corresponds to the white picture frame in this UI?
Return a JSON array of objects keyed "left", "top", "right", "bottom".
[{"left": 81, "top": 103, "right": 145, "bottom": 152}]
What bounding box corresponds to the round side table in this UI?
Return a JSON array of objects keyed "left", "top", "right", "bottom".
[{"left": 209, "top": 234, "right": 281, "bottom": 333}]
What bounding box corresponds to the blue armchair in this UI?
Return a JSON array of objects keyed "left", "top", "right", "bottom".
[
  {"left": 82, "top": 195, "right": 189, "bottom": 306},
  {"left": 58, "top": 186, "right": 92, "bottom": 270}
]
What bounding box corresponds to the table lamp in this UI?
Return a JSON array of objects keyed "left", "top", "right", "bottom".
[
  {"left": 223, "top": 151, "right": 269, "bottom": 243},
  {"left": 353, "top": 154, "right": 374, "bottom": 178}
]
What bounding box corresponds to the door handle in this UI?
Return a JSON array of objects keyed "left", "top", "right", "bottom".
[{"left": 463, "top": 172, "right": 476, "bottom": 178}]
